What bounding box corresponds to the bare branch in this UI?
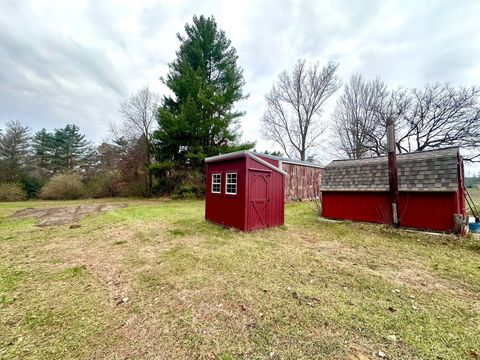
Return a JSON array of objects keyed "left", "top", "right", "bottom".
[
  {"left": 115, "top": 86, "right": 160, "bottom": 193},
  {"left": 261, "top": 60, "right": 341, "bottom": 160},
  {"left": 333, "top": 79, "right": 480, "bottom": 161}
]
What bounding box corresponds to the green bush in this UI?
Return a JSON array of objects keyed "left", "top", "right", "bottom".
[
  {"left": 152, "top": 167, "right": 205, "bottom": 198},
  {"left": 20, "top": 175, "right": 43, "bottom": 198},
  {"left": 84, "top": 171, "right": 122, "bottom": 198},
  {"left": 38, "top": 173, "right": 85, "bottom": 200},
  {"left": 0, "top": 182, "right": 27, "bottom": 201},
  {"left": 170, "top": 169, "right": 205, "bottom": 199},
  {"left": 150, "top": 162, "right": 177, "bottom": 195}
]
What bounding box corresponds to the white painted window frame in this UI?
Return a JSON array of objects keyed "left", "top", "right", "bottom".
[
  {"left": 225, "top": 172, "right": 237, "bottom": 195},
  {"left": 211, "top": 173, "right": 221, "bottom": 194}
]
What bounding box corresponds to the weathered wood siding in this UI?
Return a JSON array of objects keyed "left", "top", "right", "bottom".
[{"left": 283, "top": 163, "right": 323, "bottom": 202}]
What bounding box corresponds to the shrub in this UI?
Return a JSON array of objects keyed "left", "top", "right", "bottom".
[
  {"left": 151, "top": 164, "right": 206, "bottom": 198},
  {"left": 0, "top": 182, "right": 27, "bottom": 202},
  {"left": 84, "top": 171, "right": 122, "bottom": 198},
  {"left": 38, "top": 173, "right": 85, "bottom": 200},
  {"left": 150, "top": 162, "right": 177, "bottom": 195},
  {"left": 170, "top": 169, "right": 205, "bottom": 199},
  {"left": 117, "top": 180, "right": 146, "bottom": 197},
  {"left": 20, "top": 175, "right": 43, "bottom": 199}
]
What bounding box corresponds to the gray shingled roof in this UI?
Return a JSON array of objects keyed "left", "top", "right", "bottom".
[{"left": 322, "top": 147, "right": 459, "bottom": 192}]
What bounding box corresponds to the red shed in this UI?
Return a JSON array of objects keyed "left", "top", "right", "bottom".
[
  {"left": 205, "top": 151, "right": 286, "bottom": 231},
  {"left": 321, "top": 147, "right": 467, "bottom": 233}
]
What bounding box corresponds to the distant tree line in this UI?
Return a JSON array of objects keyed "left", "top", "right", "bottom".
[
  {"left": 0, "top": 15, "right": 253, "bottom": 200},
  {"left": 262, "top": 66, "right": 480, "bottom": 163},
  {"left": 466, "top": 175, "right": 480, "bottom": 188},
  {"left": 333, "top": 75, "right": 480, "bottom": 161},
  {"left": 0, "top": 121, "right": 93, "bottom": 197},
  {"left": 2, "top": 14, "right": 479, "bottom": 201}
]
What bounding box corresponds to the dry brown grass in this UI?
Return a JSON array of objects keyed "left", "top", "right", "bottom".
[{"left": 1, "top": 199, "right": 479, "bottom": 359}]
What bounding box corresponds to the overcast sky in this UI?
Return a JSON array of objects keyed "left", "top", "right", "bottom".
[{"left": 1, "top": 0, "right": 479, "bottom": 171}]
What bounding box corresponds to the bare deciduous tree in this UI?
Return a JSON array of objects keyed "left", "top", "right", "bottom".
[
  {"left": 333, "top": 74, "right": 388, "bottom": 159},
  {"left": 262, "top": 60, "right": 341, "bottom": 160},
  {"left": 333, "top": 79, "right": 480, "bottom": 162},
  {"left": 395, "top": 84, "right": 480, "bottom": 161},
  {"left": 116, "top": 86, "right": 160, "bottom": 193},
  {"left": 366, "top": 88, "right": 411, "bottom": 156}
]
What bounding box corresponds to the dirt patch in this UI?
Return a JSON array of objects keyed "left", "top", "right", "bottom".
[
  {"left": 347, "top": 343, "right": 373, "bottom": 360},
  {"left": 12, "top": 204, "right": 126, "bottom": 226}
]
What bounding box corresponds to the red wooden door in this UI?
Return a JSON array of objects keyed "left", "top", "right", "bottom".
[{"left": 248, "top": 170, "right": 270, "bottom": 230}]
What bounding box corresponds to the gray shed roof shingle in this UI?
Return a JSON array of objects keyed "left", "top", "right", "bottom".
[{"left": 322, "top": 147, "right": 460, "bottom": 192}]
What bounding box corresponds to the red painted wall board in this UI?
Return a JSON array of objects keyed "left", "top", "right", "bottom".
[
  {"left": 205, "top": 157, "right": 247, "bottom": 230},
  {"left": 205, "top": 154, "right": 285, "bottom": 231},
  {"left": 245, "top": 157, "right": 284, "bottom": 229},
  {"left": 255, "top": 155, "right": 279, "bottom": 167},
  {"left": 322, "top": 191, "right": 392, "bottom": 224},
  {"left": 322, "top": 190, "right": 463, "bottom": 232}
]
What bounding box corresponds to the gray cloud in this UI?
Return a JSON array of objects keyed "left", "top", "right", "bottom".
[{"left": 0, "top": 0, "right": 479, "bottom": 172}]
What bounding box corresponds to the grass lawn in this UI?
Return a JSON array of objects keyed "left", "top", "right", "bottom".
[
  {"left": 1, "top": 198, "right": 479, "bottom": 359},
  {"left": 467, "top": 188, "right": 480, "bottom": 215}
]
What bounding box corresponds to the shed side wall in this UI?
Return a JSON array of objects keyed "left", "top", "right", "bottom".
[
  {"left": 283, "top": 163, "right": 323, "bottom": 202},
  {"left": 322, "top": 191, "right": 460, "bottom": 232},
  {"left": 399, "top": 192, "right": 458, "bottom": 231},
  {"left": 205, "top": 158, "right": 246, "bottom": 230},
  {"left": 246, "top": 157, "right": 284, "bottom": 229},
  {"left": 322, "top": 191, "right": 392, "bottom": 224}
]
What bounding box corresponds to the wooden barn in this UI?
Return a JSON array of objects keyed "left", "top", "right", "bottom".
[
  {"left": 253, "top": 152, "right": 324, "bottom": 202},
  {"left": 321, "top": 147, "right": 467, "bottom": 233},
  {"left": 205, "top": 151, "right": 286, "bottom": 231}
]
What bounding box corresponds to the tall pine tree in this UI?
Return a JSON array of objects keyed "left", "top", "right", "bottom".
[
  {"left": 32, "top": 125, "right": 92, "bottom": 173},
  {"left": 154, "top": 15, "right": 253, "bottom": 169},
  {"left": 32, "top": 128, "right": 55, "bottom": 177},
  {"left": 0, "top": 120, "right": 31, "bottom": 181},
  {"left": 53, "top": 124, "right": 91, "bottom": 171}
]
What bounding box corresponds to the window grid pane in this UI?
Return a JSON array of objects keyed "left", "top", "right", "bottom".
[
  {"left": 226, "top": 173, "right": 237, "bottom": 194},
  {"left": 212, "top": 174, "right": 221, "bottom": 193}
]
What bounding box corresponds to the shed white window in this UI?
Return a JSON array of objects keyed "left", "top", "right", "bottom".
[
  {"left": 226, "top": 173, "right": 237, "bottom": 195},
  {"left": 211, "top": 174, "right": 221, "bottom": 193}
]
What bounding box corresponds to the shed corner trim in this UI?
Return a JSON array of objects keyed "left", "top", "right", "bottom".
[
  {"left": 205, "top": 151, "right": 287, "bottom": 176},
  {"left": 248, "top": 153, "right": 287, "bottom": 175}
]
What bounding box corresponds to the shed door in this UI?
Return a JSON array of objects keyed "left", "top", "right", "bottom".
[{"left": 249, "top": 170, "right": 270, "bottom": 230}]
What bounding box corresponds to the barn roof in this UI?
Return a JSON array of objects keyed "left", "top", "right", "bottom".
[
  {"left": 252, "top": 152, "right": 324, "bottom": 168},
  {"left": 205, "top": 151, "right": 287, "bottom": 175},
  {"left": 322, "top": 147, "right": 460, "bottom": 192}
]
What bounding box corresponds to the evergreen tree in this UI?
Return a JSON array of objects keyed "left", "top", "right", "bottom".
[
  {"left": 53, "top": 125, "right": 90, "bottom": 170},
  {"left": 32, "top": 125, "right": 91, "bottom": 173},
  {"left": 154, "top": 15, "right": 253, "bottom": 169},
  {"left": 0, "top": 120, "right": 31, "bottom": 181},
  {"left": 32, "top": 128, "right": 55, "bottom": 177}
]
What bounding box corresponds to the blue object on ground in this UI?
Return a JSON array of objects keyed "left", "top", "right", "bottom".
[{"left": 470, "top": 222, "right": 480, "bottom": 233}]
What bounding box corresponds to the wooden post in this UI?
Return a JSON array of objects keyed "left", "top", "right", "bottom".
[{"left": 386, "top": 117, "right": 400, "bottom": 227}]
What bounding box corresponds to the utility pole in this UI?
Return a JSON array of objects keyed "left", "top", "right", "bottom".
[{"left": 386, "top": 117, "right": 400, "bottom": 227}]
